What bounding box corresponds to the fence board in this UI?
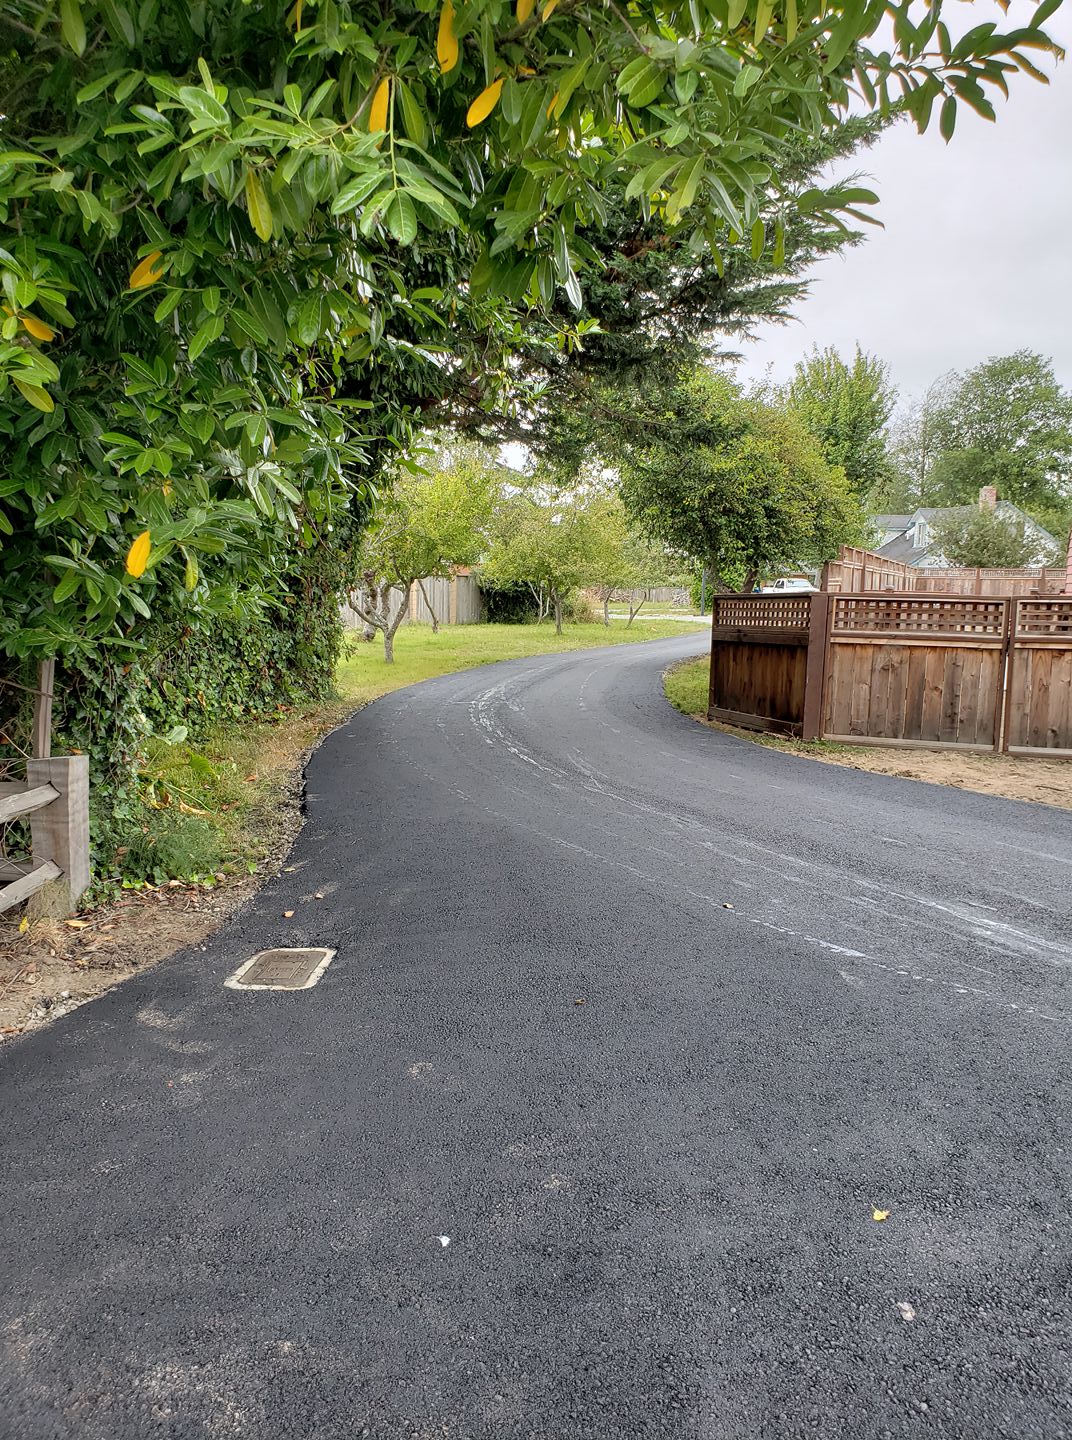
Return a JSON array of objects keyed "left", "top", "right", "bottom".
[
  {"left": 822, "top": 545, "right": 1065, "bottom": 597},
  {"left": 1005, "top": 598, "right": 1072, "bottom": 752},
  {"left": 711, "top": 591, "right": 1070, "bottom": 756}
]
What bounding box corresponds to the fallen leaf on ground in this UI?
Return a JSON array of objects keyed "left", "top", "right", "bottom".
[
  {"left": 64, "top": 919, "right": 89, "bottom": 929},
  {"left": 873, "top": 1209, "right": 890, "bottom": 1222},
  {"left": 896, "top": 1301, "right": 916, "bottom": 1321},
  {"left": 314, "top": 891, "right": 324, "bottom": 900},
  {"left": 722, "top": 902, "right": 734, "bottom": 909},
  {"left": 283, "top": 910, "right": 295, "bottom": 918}
]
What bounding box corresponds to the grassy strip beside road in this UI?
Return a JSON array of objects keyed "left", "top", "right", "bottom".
[{"left": 664, "top": 656, "right": 1072, "bottom": 812}]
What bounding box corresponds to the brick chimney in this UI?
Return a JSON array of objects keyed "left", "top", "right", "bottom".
[{"left": 978, "top": 485, "right": 998, "bottom": 511}]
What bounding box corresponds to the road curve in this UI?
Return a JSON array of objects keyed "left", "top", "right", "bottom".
[{"left": 2, "top": 633, "right": 1071, "bottom": 1439}]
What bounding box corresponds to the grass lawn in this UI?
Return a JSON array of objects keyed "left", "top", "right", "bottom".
[
  {"left": 663, "top": 655, "right": 711, "bottom": 718},
  {"left": 135, "top": 618, "right": 700, "bottom": 886},
  {"left": 336, "top": 616, "right": 700, "bottom": 707}
]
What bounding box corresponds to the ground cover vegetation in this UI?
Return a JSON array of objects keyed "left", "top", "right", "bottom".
[{"left": 0, "top": 0, "right": 1061, "bottom": 879}]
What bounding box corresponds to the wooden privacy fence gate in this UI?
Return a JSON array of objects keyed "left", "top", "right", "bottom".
[
  {"left": 0, "top": 661, "right": 90, "bottom": 917},
  {"left": 708, "top": 593, "right": 1072, "bottom": 756}
]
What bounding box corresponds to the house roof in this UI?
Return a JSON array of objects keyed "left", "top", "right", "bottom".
[
  {"left": 874, "top": 534, "right": 931, "bottom": 564},
  {"left": 869, "top": 499, "right": 1060, "bottom": 568}
]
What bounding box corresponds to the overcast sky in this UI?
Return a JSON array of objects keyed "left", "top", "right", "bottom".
[{"left": 734, "top": 5, "right": 1072, "bottom": 406}]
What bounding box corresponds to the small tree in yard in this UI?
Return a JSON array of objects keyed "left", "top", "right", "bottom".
[
  {"left": 617, "top": 368, "right": 865, "bottom": 590},
  {"left": 591, "top": 509, "right": 673, "bottom": 628},
  {"left": 482, "top": 483, "right": 613, "bottom": 636},
  {"left": 348, "top": 448, "right": 497, "bottom": 661},
  {"left": 930, "top": 508, "right": 1062, "bottom": 569}
]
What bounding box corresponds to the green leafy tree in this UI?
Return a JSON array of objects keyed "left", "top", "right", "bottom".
[
  {"left": 0, "top": 0, "right": 1058, "bottom": 660},
  {"left": 879, "top": 374, "right": 958, "bottom": 510},
  {"left": 482, "top": 479, "right": 618, "bottom": 635},
  {"left": 784, "top": 345, "right": 896, "bottom": 498},
  {"left": 926, "top": 352, "right": 1072, "bottom": 514},
  {"left": 616, "top": 367, "right": 866, "bottom": 589},
  {"left": 883, "top": 353, "right": 1072, "bottom": 517},
  {"left": 348, "top": 445, "right": 497, "bottom": 660},
  {"left": 930, "top": 507, "right": 1062, "bottom": 569},
  {"left": 591, "top": 513, "right": 674, "bottom": 628}
]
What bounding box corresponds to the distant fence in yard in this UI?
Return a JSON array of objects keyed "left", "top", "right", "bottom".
[
  {"left": 821, "top": 545, "right": 1066, "bottom": 597},
  {"left": 341, "top": 572, "right": 484, "bottom": 630},
  {"left": 604, "top": 585, "right": 692, "bottom": 608},
  {"left": 708, "top": 593, "right": 1072, "bottom": 756},
  {"left": 0, "top": 661, "right": 90, "bottom": 917}
]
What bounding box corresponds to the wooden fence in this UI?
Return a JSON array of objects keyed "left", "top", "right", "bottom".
[
  {"left": 341, "top": 572, "right": 483, "bottom": 631},
  {"left": 821, "top": 545, "right": 1066, "bottom": 597},
  {"left": 0, "top": 661, "right": 91, "bottom": 917},
  {"left": 708, "top": 593, "right": 1072, "bottom": 756}
]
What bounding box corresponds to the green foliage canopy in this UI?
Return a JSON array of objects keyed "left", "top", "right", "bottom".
[
  {"left": 883, "top": 352, "right": 1072, "bottom": 522},
  {"left": 930, "top": 505, "right": 1062, "bottom": 569},
  {"left": 784, "top": 344, "right": 896, "bottom": 498},
  {"left": 0, "top": 0, "right": 1061, "bottom": 662},
  {"left": 482, "top": 478, "right": 624, "bottom": 631},
  {"left": 616, "top": 368, "right": 866, "bottom": 586}
]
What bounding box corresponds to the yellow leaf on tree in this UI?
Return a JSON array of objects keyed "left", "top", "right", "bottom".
[
  {"left": 245, "top": 170, "right": 274, "bottom": 242},
  {"left": 437, "top": 0, "right": 459, "bottom": 73},
  {"left": 546, "top": 89, "right": 559, "bottom": 117},
  {"left": 125, "top": 530, "right": 151, "bottom": 579},
  {"left": 542, "top": 0, "right": 561, "bottom": 17},
  {"left": 872, "top": 1209, "right": 890, "bottom": 1222},
  {"left": 517, "top": 0, "right": 535, "bottom": 21},
  {"left": 128, "top": 250, "right": 164, "bottom": 290},
  {"left": 20, "top": 314, "right": 56, "bottom": 342},
  {"left": 368, "top": 77, "right": 391, "bottom": 133},
  {"left": 12, "top": 377, "right": 55, "bottom": 412},
  {"left": 466, "top": 78, "right": 504, "bottom": 127}
]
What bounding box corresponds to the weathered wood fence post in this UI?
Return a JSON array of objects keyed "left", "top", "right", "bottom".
[
  {"left": 801, "top": 593, "right": 831, "bottom": 741},
  {"left": 0, "top": 659, "right": 91, "bottom": 919}
]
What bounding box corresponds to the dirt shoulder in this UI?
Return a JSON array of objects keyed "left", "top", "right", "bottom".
[
  {"left": 698, "top": 713, "right": 1072, "bottom": 810},
  {"left": 3, "top": 621, "right": 703, "bottom": 1043},
  {"left": 663, "top": 655, "right": 1072, "bottom": 812},
  {"left": 0, "top": 706, "right": 319, "bottom": 1041}
]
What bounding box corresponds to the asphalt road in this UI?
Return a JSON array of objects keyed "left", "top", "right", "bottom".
[{"left": 2, "top": 633, "right": 1071, "bottom": 1440}]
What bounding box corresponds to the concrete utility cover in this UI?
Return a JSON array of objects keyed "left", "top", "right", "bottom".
[{"left": 225, "top": 947, "right": 335, "bottom": 991}]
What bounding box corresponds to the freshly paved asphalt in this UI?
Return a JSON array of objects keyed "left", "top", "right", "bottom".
[{"left": 2, "top": 633, "right": 1071, "bottom": 1440}]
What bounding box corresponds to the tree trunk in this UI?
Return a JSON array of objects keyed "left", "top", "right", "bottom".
[
  {"left": 627, "top": 597, "right": 645, "bottom": 627},
  {"left": 743, "top": 568, "right": 759, "bottom": 593},
  {"left": 417, "top": 578, "right": 439, "bottom": 634},
  {"left": 553, "top": 593, "right": 563, "bottom": 634},
  {"left": 602, "top": 592, "right": 610, "bottom": 626},
  {"left": 382, "top": 585, "right": 411, "bottom": 663}
]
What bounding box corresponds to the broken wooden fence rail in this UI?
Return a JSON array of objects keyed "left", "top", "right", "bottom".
[{"left": 0, "top": 660, "right": 90, "bottom": 918}]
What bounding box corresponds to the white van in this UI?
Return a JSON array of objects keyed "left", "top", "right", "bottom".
[{"left": 759, "top": 577, "right": 818, "bottom": 594}]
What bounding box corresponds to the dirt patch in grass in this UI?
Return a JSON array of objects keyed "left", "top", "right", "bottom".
[{"left": 665, "top": 656, "right": 1072, "bottom": 812}]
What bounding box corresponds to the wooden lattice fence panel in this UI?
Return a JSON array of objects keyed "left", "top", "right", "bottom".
[
  {"left": 1005, "top": 599, "right": 1072, "bottom": 755},
  {"left": 708, "top": 595, "right": 812, "bottom": 735},
  {"left": 825, "top": 596, "right": 1009, "bottom": 749}
]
